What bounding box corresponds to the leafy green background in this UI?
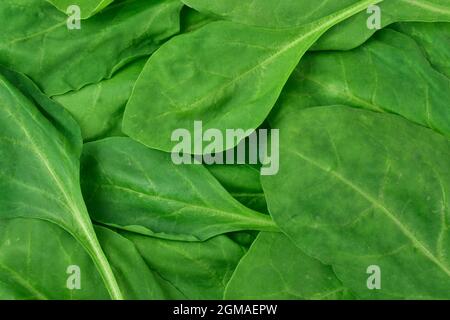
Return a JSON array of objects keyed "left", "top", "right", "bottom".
[{"left": 0, "top": 0, "right": 449, "bottom": 300}]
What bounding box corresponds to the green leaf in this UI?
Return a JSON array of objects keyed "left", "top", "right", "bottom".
[
  {"left": 121, "top": 231, "right": 247, "bottom": 299},
  {"left": 272, "top": 28, "right": 450, "bottom": 137},
  {"left": 0, "top": 218, "right": 109, "bottom": 299},
  {"left": 182, "top": 0, "right": 360, "bottom": 28},
  {"left": 81, "top": 137, "right": 277, "bottom": 241},
  {"left": 0, "top": 68, "right": 122, "bottom": 299},
  {"left": 123, "top": 0, "right": 382, "bottom": 153},
  {"left": 314, "top": 0, "right": 450, "bottom": 50},
  {"left": 46, "top": 0, "right": 114, "bottom": 19},
  {"left": 0, "top": 0, "right": 182, "bottom": 96},
  {"left": 182, "top": 0, "right": 450, "bottom": 50},
  {"left": 0, "top": 218, "right": 169, "bottom": 299},
  {"left": 262, "top": 106, "right": 450, "bottom": 299},
  {"left": 53, "top": 58, "right": 146, "bottom": 141},
  {"left": 392, "top": 22, "right": 450, "bottom": 78},
  {"left": 93, "top": 225, "right": 173, "bottom": 299},
  {"left": 207, "top": 164, "right": 268, "bottom": 213},
  {"left": 0, "top": 215, "right": 246, "bottom": 299},
  {"left": 225, "top": 232, "right": 353, "bottom": 299},
  {"left": 180, "top": 5, "right": 217, "bottom": 34}
]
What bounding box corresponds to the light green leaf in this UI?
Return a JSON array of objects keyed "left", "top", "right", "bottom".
[
  {"left": 182, "top": 0, "right": 359, "bottom": 28},
  {"left": 81, "top": 137, "right": 277, "bottom": 241},
  {"left": 123, "top": 0, "right": 382, "bottom": 153},
  {"left": 207, "top": 164, "right": 268, "bottom": 214},
  {"left": 182, "top": 0, "right": 450, "bottom": 50},
  {"left": 180, "top": 5, "right": 217, "bottom": 33},
  {"left": 0, "top": 68, "right": 122, "bottom": 299},
  {"left": 272, "top": 28, "right": 450, "bottom": 137},
  {"left": 0, "top": 218, "right": 109, "bottom": 299},
  {"left": 225, "top": 232, "right": 353, "bottom": 299},
  {"left": 0, "top": 219, "right": 168, "bottom": 299},
  {"left": 121, "top": 231, "right": 247, "bottom": 299},
  {"left": 314, "top": 0, "right": 450, "bottom": 50},
  {"left": 53, "top": 58, "right": 146, "bottom": 141},
  {"left": 0, "top": 0, "right": 182, "bottom": 96},
  {"left": 262, "top": 106, "right": 450, "bottom": 299},
  {"left": 46, "top": 0, "right": 114, "bottom": 19},
  {"left": 392, "top": 22, "right": 450, "bottom": 78}
]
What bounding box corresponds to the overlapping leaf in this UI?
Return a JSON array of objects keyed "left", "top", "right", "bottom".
[
  {"left": 81, "top": 137, "right": 276, "bottom": 241},
  {"left": 0, "top": 68, "right": 122, "bottom": 299},
  {"left": 0, "top": 0, "right": 182, "bottom": 96},
  {"left": 272, "top": 28, "right": 450, "bottom": 137},
  {"left": 262, "top": 106, "right": 450, "bottom": 299},
  {"left": 123, "top": 0, "right": 382, "bottom": 153},
  {"left": 225, "top": 233, "right": 353, "bottom": 299}
]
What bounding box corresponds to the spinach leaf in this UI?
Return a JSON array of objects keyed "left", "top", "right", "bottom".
[
  {"left": 207, "top": 164, "right": 269, "bottom": 214},
  {"left": 123, "top": 0, "right": 382, "bottom": 153},
  {"left": 182, "top": 0, "right": 360, "bottom": 28},
  {"left": 225, "top": 232, "right": 353, "bottom": 299},
  {"left": 182, "top": 0, "right": 450, "bottom": 50},
  {"left": 180, "top": 5, "right": 217, "bottom": 34},
  {"left": 120, "top": 231, "right": 247, "bottom": 299},
  {"left": 0, "top": 0, "right": 182, "bottom": 96},
  {"left": 81, "top": 137, "right": 277, "bottom": 241},
  {"left": 315, "top": 0, "right": 450, "bottom": 50},
  {"left": 0, "top": 217, "right": 184, "bottom": 299},
  {"left": 53, "top": 58, "right": 146, "bottom": 141},
  {"left": 262, "top": 106, "right": 450, "bottom": 299},
  {"left": 46, "top": 0, "right": 114, "bottom": 18},
  {"left": 392, "top": 22, "right": 450, "bottom": 78},
  {"left": 272, "top": 28, "right": 450, "bottom": 137},
  {"left": 0, "top": 68, "right": 122, "bottom": 299},
  {"left": 0, "top": 216, "right": 246, "bottom": 299},
  {"left": 0, "top": 218, "right": 109, "bottom": 299}
]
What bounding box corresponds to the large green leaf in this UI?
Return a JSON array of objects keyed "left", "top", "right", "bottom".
[
  {"left": 121, "top": 231, "right": 247, "bottom": 299},
  {"left": 272, "top": 28, "right": 450, "bottom": 137},
  {"left": 0, "top": 218, "right": 170, "bottom": 299},
  {"left": 0, "top": 216, "right": 247, "bottom": 299},
  {"left": 123, "top": 0, "right": 382, "bottom": 153},
  {"left": 262, "top": 106, "right": 450, "bottom": 299},
  {"left": 392, "top": 22, "right": 450, "bottom": 78},
  {"left": 53, "top": 58, "right": 146, "bottom": 141},
  {"left": 225, "top": 232, "right": 353, "bottom": 299},
  {"left": 314, "top": 0, "right": 450, "bottom": 50},
  {"left": 182, "top": 0, "right": 450, "bottom": 50},
  {"left": 182, "top": 0, "right": 359, "bottom": 28},
  {"left": 0, "top": 0, "right": 182, "bottom": 96},
  {"left": 0, "top": 69, "right": 122, "bottom": 299},
  {"left": 81, "top": 137, "right": 277, "bottom": 241},
  {"left": 0, "top": 218, "right": 109, "bottom": 299},
  {"left": 46, "top": 0, "right": 114, "bottom": 19}
]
